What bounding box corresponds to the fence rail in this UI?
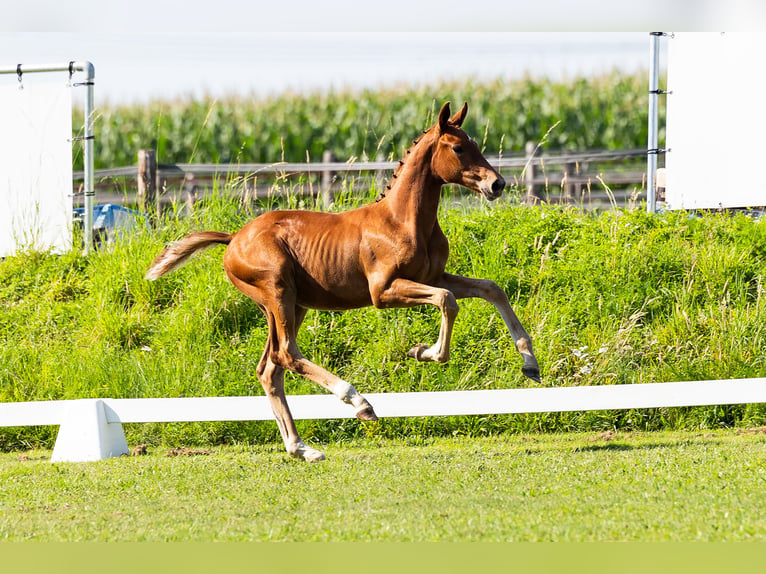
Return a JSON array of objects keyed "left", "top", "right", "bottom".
[
  {"left": 1, "top": 377, "right": 762, "bottom": 462},
  {"left": 72, "top": 147, "right": 652, "bottom": 212}
]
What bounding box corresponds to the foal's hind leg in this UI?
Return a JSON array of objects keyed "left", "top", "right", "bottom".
[
  {"left": 271, "top": 304, "right": 378, "bottom": 422},
  {"left": 437, "top": 273, "right": 541, "bottom": 383},
  {"left": 256, "top": 309, "right": 325, "bottom": 462},
  {"left": 231, "top": 278, "right": 377, "bottom": 461}
]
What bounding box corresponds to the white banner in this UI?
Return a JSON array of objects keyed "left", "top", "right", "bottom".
[
  {"left": 665, "top": 32, "right": 766, "bottom": 210},
  {"left": 0, "top": 81, "right": 73, "bottom": 256}
]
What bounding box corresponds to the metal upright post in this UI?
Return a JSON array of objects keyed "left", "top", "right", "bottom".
[
  {"left": 647, "top": 33, "right": 661, "bottom": 214},
  {"left": 80, "top": 62, "right": 96, "bottom": 255}
]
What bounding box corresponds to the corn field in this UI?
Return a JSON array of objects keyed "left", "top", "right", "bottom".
[{"left": 75, "top": 72, "right": 657, "bottom": 171}]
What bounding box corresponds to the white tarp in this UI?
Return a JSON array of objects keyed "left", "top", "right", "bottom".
[
  {"left": 665, "top": 32, "right": 766, "bottom": 210},
  {"left": 0, "top": 80, "right": 72, "bottom": 256}
]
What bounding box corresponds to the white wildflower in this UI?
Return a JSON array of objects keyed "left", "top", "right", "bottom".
[{"left": 572, "top": 346, "right": 588, "bottom": 358}]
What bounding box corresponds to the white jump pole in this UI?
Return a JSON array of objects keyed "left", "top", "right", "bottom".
[{"left": 2, "top": 378, "right": 766, "bottom": 462}]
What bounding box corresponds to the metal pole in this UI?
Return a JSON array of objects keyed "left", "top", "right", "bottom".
[
  {"left": 80, "top": 62, "right": 96, "bottom": 255},
  {"left": 0, "top": 61, "right": 95, "bottom": 253},
  {"left": 647, "top": 33, "right": 661, "bottom": 214}
]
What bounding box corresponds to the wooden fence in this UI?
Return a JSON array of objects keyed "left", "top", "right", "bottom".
[{"left": 72, "top": 145, "right": 650, "bottom": 215}]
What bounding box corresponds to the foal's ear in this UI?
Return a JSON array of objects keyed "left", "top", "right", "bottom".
[
  {"left": 437, "top": 101, "right": 452, "bottom": 133},
  {"left": 449, "top": 102, "right": 468, "bottom": 127}
]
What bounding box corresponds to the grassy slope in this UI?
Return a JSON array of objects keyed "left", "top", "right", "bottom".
[
  {"left": 2, "top": 430, "right": 766, "bottom": 541},
  {"left": 2, "top": 196, "right": 766, "bottom": 449}
]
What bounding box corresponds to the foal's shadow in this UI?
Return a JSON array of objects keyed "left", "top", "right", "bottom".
[
  {"left": 574, "top": 436, "right": 723, "bottom": 453},
  {"left": 576, "top": 442, "right": 637, "bottom": 452}
]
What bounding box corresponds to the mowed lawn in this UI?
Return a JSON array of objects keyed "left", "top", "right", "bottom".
[{"left": 2, "top": 429, "right": 766, "bottom": 541}]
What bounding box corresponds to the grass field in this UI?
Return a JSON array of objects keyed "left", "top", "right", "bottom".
[{"left": 3, "top": 429, "right": 766, "bottom": 541}]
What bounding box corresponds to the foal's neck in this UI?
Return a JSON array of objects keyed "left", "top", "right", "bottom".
[{"left": 381, "top": 133, "right": 442, "bottom": 235}]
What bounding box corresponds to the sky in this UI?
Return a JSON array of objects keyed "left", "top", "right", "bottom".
[
  {"left": 3, "top": 0, "right": 765, "bottom": 104},
  {"left": 2, "top": 32, "right": 651, "bottom": 104},
  {"left": 8, "top": 0, "right": 764, "bottom": 33}
]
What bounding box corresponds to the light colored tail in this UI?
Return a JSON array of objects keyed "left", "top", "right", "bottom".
[{"left": 145, "top": 231, "right": 233, "bottom": 280}]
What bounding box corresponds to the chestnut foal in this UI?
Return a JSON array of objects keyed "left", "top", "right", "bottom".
[{"left": 146, "top": 102, "right": 540, "bottom": 461}]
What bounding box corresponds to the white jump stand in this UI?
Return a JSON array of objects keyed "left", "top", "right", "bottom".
[{"left": 50, "top": 399, "right": 129, "bottom": 462}]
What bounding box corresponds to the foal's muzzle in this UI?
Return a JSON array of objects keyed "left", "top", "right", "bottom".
[{"left": 481, "top": 174, "right": 506, "bottom": 200}]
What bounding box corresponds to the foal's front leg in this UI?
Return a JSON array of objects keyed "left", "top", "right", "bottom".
[
  {"left": 372, "top": 278, "right": 459, "bottom": 363},
  {"left": 437, "top": 273, "right": 541, "bottom": 382}
]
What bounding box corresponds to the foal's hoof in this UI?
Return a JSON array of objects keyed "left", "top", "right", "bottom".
[
  {"left": 522, "top": 366, "right": 541, "bottom": 383},
  {"left": 356, "top": 404, "right": 379, "bottom": 422},
  {"left": 288, "top": 442, "right": 326, "bottom": 462},
  {"left": 302, "top": 449, "right": 326, "bottom": 463},
  {"left": 407, "top": 344, "right": 448, "bottom": 363},
  {"left": 407, "top": 344, "right": 428, "bottom": 361}
]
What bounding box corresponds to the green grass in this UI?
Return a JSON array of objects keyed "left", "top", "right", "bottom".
[
  {"left": 3, "top": 430, "right": 766, "bottom": 541},
  {"left": 2, "top": 195, "right": 766, "bottom": 449}
]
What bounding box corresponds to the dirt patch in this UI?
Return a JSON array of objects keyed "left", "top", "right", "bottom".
[
  {"left": 588, "top": 430, "right": 618, "bottom": 442},
  {"left": 165, "top": 447, "right": 212, "bottom": 457},
  {"left": 17, "top": 453, "right": 47, "bottom": 462},
  {"left": 735, "top": 427, "right": 766, "bottom": 435}
]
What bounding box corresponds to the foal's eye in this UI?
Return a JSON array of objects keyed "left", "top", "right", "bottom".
[{"left": 452, "top": 145, "right": 463, "bottom": 154}]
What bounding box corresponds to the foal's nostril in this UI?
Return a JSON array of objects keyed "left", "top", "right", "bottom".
[{"left": 492, "top": 177, "right": 506, "bottom": 194}]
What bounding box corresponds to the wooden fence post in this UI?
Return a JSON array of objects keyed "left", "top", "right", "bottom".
[
  {"left": 562, "top": 160, "right": 581, "bottom": 204},
  {"left": 561, "top": 161, "right": 571, "bottom": 204},
  {"left": 321, "top": 150, "right": 336, "bottom": 206},
  {"left": 375, "top": 152, "right": 386, "bottom": 194},
  {"left": 524, "top": 141, "right": 540, "bottom": 205},
  {"left": 183, "top": 172, "right": 198, "bottom": 215},
  {"left": 137, "top": 150, "right": 158, "bottom": 224}
]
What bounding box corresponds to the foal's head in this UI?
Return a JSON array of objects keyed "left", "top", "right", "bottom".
[{"left": 430, "top": 101, "right": 506, "bottom": 200}]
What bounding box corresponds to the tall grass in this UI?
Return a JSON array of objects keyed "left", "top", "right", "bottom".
[{"left": 2, "top": 182, "right": 765, "bottom": 449}]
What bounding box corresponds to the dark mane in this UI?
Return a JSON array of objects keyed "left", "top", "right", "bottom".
[{"left": 376, "top": 127, "right": 434, "bottom": 201}]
